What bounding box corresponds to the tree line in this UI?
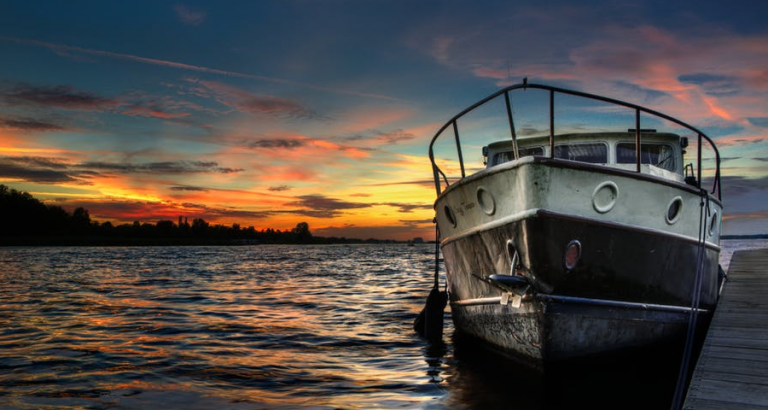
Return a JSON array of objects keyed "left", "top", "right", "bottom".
[{"left": 0, "top": 185, "right": 398, "bottom": 245}]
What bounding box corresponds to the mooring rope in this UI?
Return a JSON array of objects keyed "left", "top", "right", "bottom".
[
  {"left": 434, "top": 225, "right": 441, "bottom": 290},
  {"left": 670, "top": 189, "right": 711, "bottom": 409}
]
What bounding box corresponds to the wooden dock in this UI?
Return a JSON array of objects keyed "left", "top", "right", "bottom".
[{"left": 684, "top": 248, "right": 768, "bottom": 409}]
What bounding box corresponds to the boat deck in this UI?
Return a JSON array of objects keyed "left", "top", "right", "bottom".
[{"left": 684, "top": 248, "right": 768, "bottom": 409}]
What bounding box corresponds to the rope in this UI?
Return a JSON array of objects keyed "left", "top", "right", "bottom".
[
  {"left": 670, "top": 189, "right": 710, "bottom": 409},
  {"left": 434, "top": 225, "right": 441, "bottom": 290}
]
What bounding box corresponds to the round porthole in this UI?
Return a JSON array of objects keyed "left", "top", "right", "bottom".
[
  {"left": 709, "top": 211, "right": 719, "bottom": 237},
  {"left": 592, "top": 181, "right": 619, "bottom": 214},
  {"left": 444, "top": 205, "right": 457, "bottom": 227},
  {"left": 666, "top": 197, "right": 683, "bottom": 224},
  {"left": 563, "top": 240, "right": 582, "bottom": 272},
  {"left": 476, "top": 187, "right": 496, "bottom": 215}
]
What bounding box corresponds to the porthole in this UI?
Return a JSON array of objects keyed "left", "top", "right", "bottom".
[
  {"left": 444, "top": 205, "right": 457, "bottom": 227},
  {"left": 592, "top": 181, "right": 619, "bottom": 214},
  {"left": 666, "top": 197, "right": 683, "bottom": 224},
  {"left": 709, "top": 211, "right": 719, "bottom": 237},
  {"left": 476, "top": 187, "right": 496, "bottom": 215},
  {"left": 563, "top": 240, "right": 582, "bottom": 272}
]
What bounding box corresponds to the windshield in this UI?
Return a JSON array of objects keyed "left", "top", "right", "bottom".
[
  {"left": 554, "top": 143, "right": 608, "bottom": 163},
  {"left": 491, "top": 146, "right": 544, "bottom": 166},
  {"left": 616, "top": 142, "right": 676, "bottom": 171}
]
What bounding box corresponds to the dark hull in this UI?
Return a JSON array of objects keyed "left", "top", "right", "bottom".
[{"left": 443, "top": 210, "right": 720, "bottom": 362}]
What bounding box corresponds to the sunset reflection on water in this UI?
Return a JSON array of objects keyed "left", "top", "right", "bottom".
[
  {"left": 0, "top": 245, "right": 442, "bottom": 409},
  {"left": 2, "top": 242, "right": 756, "bottom": 409}
]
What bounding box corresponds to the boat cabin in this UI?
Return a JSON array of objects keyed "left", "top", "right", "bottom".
[{"left": 482, "top": 131, "right": 688, "bottom": 183}]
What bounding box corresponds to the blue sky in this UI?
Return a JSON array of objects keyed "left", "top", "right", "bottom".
[{"left": 1, "top": 0, "right": 767, "bottom": 238}]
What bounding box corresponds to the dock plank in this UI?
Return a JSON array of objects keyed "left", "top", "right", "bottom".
[
  {"left": 684, "top": 248, "right": 768, "bottom": 410},
  {"left": 705, "top": 346, "right": 768, "bottom": 362}
]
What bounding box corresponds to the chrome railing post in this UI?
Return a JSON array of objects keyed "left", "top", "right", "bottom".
[
  {"left": 697, "top": 133, "right": 702, "bottom": 190},
  {"left": 635, "top": 109, "right": 641, "bottom": 173},
  {"left": 549, "top": 90, "right": 555, "bottom": 159},
  {"left": 504, "top": 91, "right": 519, "bottom": 160},
  {"left": 453, "top": 121, "right": 466, "bottom": 178},
  {"left": 432, "top": 164, "right": 442, "bottom": 196}
]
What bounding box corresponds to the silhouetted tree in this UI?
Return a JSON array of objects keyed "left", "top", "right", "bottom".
[
  {"left": 156, "top": 220, "right": 176, "bottom": 237},
  {"left": 191, "top": 218, "right": 209, "bottom": 236},
  {"left": 291, "top": 222, "right": 313, "bottom": 243},
  {"left": 71, "top": 207, "right": 91, "bottom": 233},
  {"left": 47, "top": 205, "right": 70, "bottom": 233},
  {"left": 0, "top": 184, "right": 49, "bottom": 235},
  {"left": 0, "top": 185, "right": 374, "bottom": 244}
]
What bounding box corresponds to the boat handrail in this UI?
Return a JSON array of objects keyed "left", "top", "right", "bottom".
[{"left": 428, "top": 82, "right": 722, "bottom": 200}]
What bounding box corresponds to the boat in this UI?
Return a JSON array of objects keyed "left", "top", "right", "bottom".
[{"left": 427, "top": 82, "right": 724, "bottom": 364}]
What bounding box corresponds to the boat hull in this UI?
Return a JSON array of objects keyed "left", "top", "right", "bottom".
[
  {"left": 437, "top": 159, "right": 721, "bottom": 362},
  {"left": 452, "top": 293, "right": 703, "bottom": 363}
]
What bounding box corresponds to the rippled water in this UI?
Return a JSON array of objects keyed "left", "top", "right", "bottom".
[{"left": 0, "top": 242, "right": 765, "bottom": 409}]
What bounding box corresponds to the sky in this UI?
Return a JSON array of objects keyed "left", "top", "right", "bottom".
[{"left": 0, "top": 0, "right": 767, "bottom": 240}]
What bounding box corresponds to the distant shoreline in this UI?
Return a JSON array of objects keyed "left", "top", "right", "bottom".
[
  {"left": 721, "top": 234, "right": 768, "bottom": 240},
  {"left": 0, "top": 236, "right": 428, "bottom": 247}
]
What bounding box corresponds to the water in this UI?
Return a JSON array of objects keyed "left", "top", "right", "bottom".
[{"left": 0, "top": 241, "right": 765, "bottom": 409}]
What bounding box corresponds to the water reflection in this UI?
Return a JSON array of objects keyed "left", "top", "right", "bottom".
[
  {"left": 0, "top": 242, "right": 755, "bottom": 409},
  {"left": 424, "top": 330, "right": 684, "bottom": 410}
]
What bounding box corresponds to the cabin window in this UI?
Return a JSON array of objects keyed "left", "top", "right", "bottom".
[
  {"left": 616, "top": 143, "right": 676, "bottom": 171},
  {"left": 491, "top": 146, "right": 544, "bottom": 166},
  {"left": 554, "top": 143, "right": 608, "bottom": 163}
]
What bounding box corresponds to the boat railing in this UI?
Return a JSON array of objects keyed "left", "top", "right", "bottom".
[{"left": 428, "top": 83, "right": 722, "bottom": 201}]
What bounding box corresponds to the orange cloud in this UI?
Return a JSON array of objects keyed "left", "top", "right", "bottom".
[{"left": 464, "top": 24, "right": 768, "bottom": 131}]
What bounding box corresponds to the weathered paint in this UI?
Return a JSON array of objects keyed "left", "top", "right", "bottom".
[{"left": 438, "top": 159, "right": 721, "bottom": 362}]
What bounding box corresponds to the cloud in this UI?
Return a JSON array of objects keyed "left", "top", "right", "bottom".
[
  {"left": 247, "top": 139, "right": 308, "bottom": 149},
  {"left": 288, "top": 194, "right": 371, "bottom": 218},
  {"left": 173, "top": 4, "right": 206, "bottom": 26},
  {"left": 0, "top": 83, "right": 118, "bottom": 110},
  {"left": 367, "top": 179, "right": 438, "bottom": 190},
  {"left": 268, "top": 185, "right": 292, "bottom": 192},
  {"left": 121, "top": 104, "right": 191, "bottom": 119},
  {"left": 0, "top": 81, "right": 205, "bottom": 123},
  {"left": 2, "top": 156, "right": 71, "bottom": 169},
  {"left": 0, "top": 37, "right": 398, "bottom": 101},
  {"left": 0, "top": 156, "right": 89, "bottom": 184},
  {"left": 411, "top": 9, "right": 768, "bottom": 128},
  {"left": 748, "top": 117, "right": 768, "bottom": 128},
  {"left": 342, "top": 129, "right": 416, "bottom": 145},
  {"left": 170, "top": 185, "right": 209, "bottom": 192},
  {"left": 678, "top": 73, "right": 741, "bottom": 96},
  {"left": 517, "top": 127, "right": 546, "bottom": 137},
  {"left": 611, "top": 81, "right": 670, "bottom": 102},
  {"left": 234, "top": 133, "right": 370, "bottom": 161},
  {"left": 179, "top": 202, "right": 272, "bottom": 220},
  {"left": 714, "top": 134, "right": 766, "bottom": 147},
  {"left": 79, "top": 160, "right": 243, "bottom": 175},
  {"left": 190, "top": 79, "right": 316, "bottom": 118},
  {"left": 719, "top": 175, "right": 768, "bottom": 197},
  {"left": 378, "top": 202, "right": 432, "bottom": 213},
  {"left": 723, "top": 210, "right": 768, "bottom": 221},
  {"left": 0, "top": 116, "right": 67, "bottom": 131},
  {"left": 0, "top": 155, "right": 246, "bottom": 186}
]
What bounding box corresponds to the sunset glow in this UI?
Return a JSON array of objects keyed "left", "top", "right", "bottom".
[{"left": 1, "top": 1, "right": 767, "bottom": 238}]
